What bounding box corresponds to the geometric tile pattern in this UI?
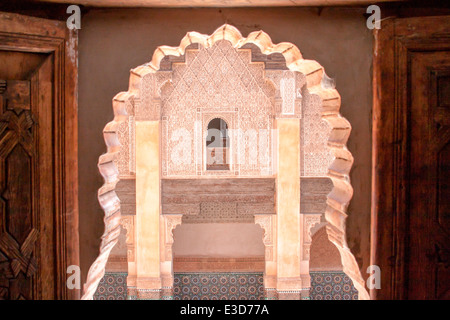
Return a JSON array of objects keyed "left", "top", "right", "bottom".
[
  {"left": 173, "top": 273, "right": 265, "bottom": 300},
  {"left": 310, "top": 272, "right": 358, "bottom": 300},
  {"left": 92, "top": 271, "right": 358, "bottom": 300},
  {"left": 93, "top": 272, "right": 128, "bottom": 300}
]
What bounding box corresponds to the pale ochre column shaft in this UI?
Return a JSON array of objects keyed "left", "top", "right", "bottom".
[
  {"left": 135, "top": 121, "right": 161, "bottom": 288},
  {"left": 276, "top": 118, "right": 302, "bottom": 291}
]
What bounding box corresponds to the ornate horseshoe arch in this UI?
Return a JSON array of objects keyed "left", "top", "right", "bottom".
[{"left": 81, "top": 24, "right": 369, "bottom": 300}]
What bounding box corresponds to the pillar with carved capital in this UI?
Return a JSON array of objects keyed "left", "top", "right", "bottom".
[
  {"left": 254, "top": 214, "right": 277, "bottom": 299},
  {"left": 276, "top": 118, "right": 303, "bottom": 300},
  {"left": 300, "top": 214, "right": 322, "bottom": 299},
  {"left": 135, "top": 121, "right": 161, "bottom": 299},
  {"left": 160, "top": 214, "right": 182, "bottom": 300}
]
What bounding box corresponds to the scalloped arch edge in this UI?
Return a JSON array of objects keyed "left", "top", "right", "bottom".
[{"left": 81, "top": 23, "right": 369, "bottom": 300}]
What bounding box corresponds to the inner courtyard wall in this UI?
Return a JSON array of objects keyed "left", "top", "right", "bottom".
[
  {"left": 173, "top": 223, "right": 265, "bottom": 258},
  {"left": 78, "top": 6, "right": 373, "bottom": 286}
]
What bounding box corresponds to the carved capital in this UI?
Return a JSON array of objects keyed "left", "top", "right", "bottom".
[
  {"left": 254, "top": 214, "right": 273, "bottom": 245},
  {"left": 163, "top": 214, "right": 183, "bottom": 245},
  {"left": 304, "top": 214, "right": 321, "bottom": 243},
  {"left": 302, "top": 214, "right": 321, "bottom": 260},
  {"left": 121, "top": 216, "right": 135, "bottom": 263},
  {"left": 254, "top": 214, "right": 274, "bottom": 262},
  {"left": 162, "top": 214, "right": 182, "bottom": 261},
  {"left": 121, "top": 215, "right": 134, "bottom": 244}
]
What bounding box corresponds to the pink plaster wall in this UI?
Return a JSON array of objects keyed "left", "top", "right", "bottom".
[
  {"left": 173, "top": 223, "right": 265, "bottom": 257},
  {"left": 310, "top": 226, "right": 343, "bottom": 271}
]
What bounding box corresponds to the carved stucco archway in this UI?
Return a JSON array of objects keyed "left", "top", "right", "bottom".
[{"left": 81, "top": 24, "right": 369, "bottom": 300}]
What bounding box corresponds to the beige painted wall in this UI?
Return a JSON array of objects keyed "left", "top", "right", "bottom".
[
  {"left": 173, "top": 223, "right": 265, "bottom": 257},
  {"left": 78, "top": 7, "right": 372, "bottom": 284}
]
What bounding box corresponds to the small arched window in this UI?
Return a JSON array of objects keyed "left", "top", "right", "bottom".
[{"left": 206, "top": 118, "right": 229, "bottom": 171}]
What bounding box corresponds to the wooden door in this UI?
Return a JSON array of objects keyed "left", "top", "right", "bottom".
[
  {"left": 0, "top": 12, "right": 79, "bottom": 299},
  {"left": 0, "top": 52, "right": 56, "bottom": 300},
  {"left": 372, "top": 16, "right": 450, "bottom": 300},
  {"left": 408, "top": 51, "right": 450, "bottom": 300}
]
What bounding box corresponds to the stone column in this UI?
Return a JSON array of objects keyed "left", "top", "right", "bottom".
[
  {"left": 135, "top": 121, "right": 161, "bottom": 299},
  {"left": 276, "top": 118, "right": 303, "bottom": 300}
]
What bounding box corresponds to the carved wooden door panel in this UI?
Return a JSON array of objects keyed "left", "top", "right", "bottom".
[
  {"left": 0, "top": 12, "right": 79, "bottom": 300},
  {"left": 409, "top": 51, "right": 450, "bottom": 299},
  {"left": 0, "top": 51, "right": 55, "bottom": 300},
  {"left": 373, "top": 15, "right": 450, "bottom": 300}
]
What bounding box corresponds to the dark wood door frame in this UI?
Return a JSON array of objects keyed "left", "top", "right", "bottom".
[
  {"left": 371, "top": 16, "right": 450, "bottom": 300},
  {"left": 0, "top": 12, "right": 79, "bottom": 299}
]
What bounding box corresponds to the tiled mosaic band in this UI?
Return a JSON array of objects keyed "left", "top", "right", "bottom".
[
  {"left": 94, "top": 271, "right": 358, "bottom": 300},
  {"left": 174, "top": 273, "right": 265, "bottom": 300},
  {"left": 310, "top": 272, "right": 358, "bottom": 300},
  {"left": 93, "top": 272, "right": 127, "bottom": 300}
]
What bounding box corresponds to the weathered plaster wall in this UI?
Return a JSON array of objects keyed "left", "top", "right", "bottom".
[
  {"left": 310, "top": 226, "right": 343, "bottom": 271},
  {"left": 78, "top": 7, "right": 372, "bottom": 285},
  {"left": 173, "top": 223, "right": 265, "bottom": 257}
]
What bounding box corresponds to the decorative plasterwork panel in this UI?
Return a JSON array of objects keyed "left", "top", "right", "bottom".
[
  {"left": 83, "top": 24, "right": 368, "bottom": 301},
  {"left": 162, "top": 178, "right": 275, "bottom": 222},
  {"left": 302, "top": 214, "right": 322, "bottom": 261},
  {"left": 182, "top": 202, "right": 255, "bottom": 224},
  {"left": 115, "top": 96, "right": 136, "bottom": 177},
  {"left": 121, "top": 216, "right": 135, "bottom": 263},
  {"left": 301, "top": 89, "right": 334, "bottom": 177},
  {"left": 280, "top": 72, "right": 296, "bottom": 115},
  {"left": 254, "top": 214, "right": 274, "bottom": 262},
  {"left": 162, "top": 214, "right": 183, "bottom": 262},
  {"left": 115, "top": 40, "right": 330, "bottom": 178},
  {"left": 159, "top": 40, "right": 278, "bottom": 177},
  {"left": 113, "top": 41, "right": 333, "bottom": 178}
]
